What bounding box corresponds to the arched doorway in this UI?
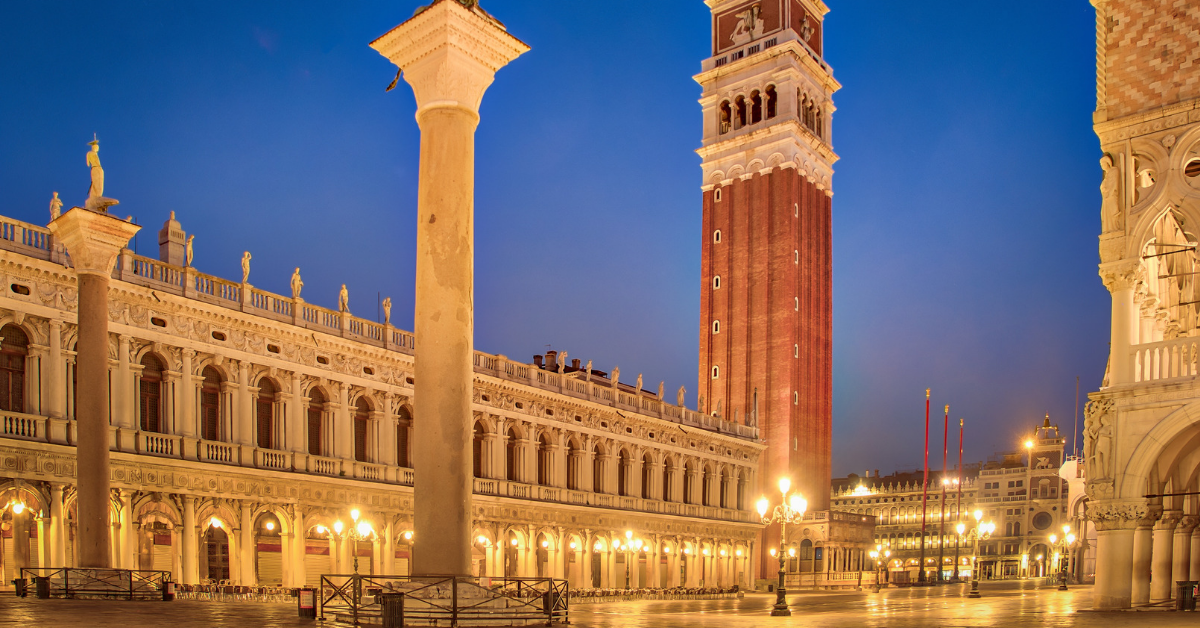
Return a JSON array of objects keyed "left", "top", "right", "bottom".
[
  {"left": 201, "top": 524, "right": 230, "bottom": 583},
  {"left": 254, "top": 512, "right": 283, "bottom": 585}
]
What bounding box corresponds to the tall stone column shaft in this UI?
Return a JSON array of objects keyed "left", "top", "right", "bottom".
[
  {"left": 370, "top": 0, "right": 526, "bottom": 578},
  {"left": 49, "top": 209, "right": 140, "bottom": 569},
  {"left": 1131, "top": 524, "right": 1153, "bottom": 605},
  {"left": 1151, "top": 512, "right": 1181, "bottom": 602},
  {"left": 1092, "top": 499, "right": 1145, "bottom": 610}
]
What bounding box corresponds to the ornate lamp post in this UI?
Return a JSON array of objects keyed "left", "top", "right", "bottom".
[
  {"left": 756, "top": 478, "right": 807, "bottom": 617},
  {"left": 964, "top": 509, "right": 995, "bottom": 599},
  {"left": 869, "top": 545, "right": 889, "bottom": 591},
  {"left": 1049, "top": 525, "right": 1077, "bottom": 591},
  {"left": 615, "top": 530, "right": 643, "bottom": 589},
  {"left": 333, "top": 508, "right": 375, "bottom": 574}
]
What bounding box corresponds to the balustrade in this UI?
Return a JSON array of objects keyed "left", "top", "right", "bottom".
[
  {"left": 0, "top": 411, "right": 44, "bottom": 441},
  {"left": 1133, "top": 336, "right": 1200, "bottom": 383},
  {"left": 354, "top": 461, "right": 385, "bottom": 482},
  {"left": 255, "top": 448, "right": 290, "bottom": 470},
  {"left": 199, "top": 440, "right": 235, "bottom": 464},
  {"left": 309, "top": 455, "right": 342, "bottom": 476},
  {"left": 137, "top": 431, "right": 181, "bottom": 457}
]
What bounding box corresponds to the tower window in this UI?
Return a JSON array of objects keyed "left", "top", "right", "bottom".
[
  {"left": 713, "top": 276, "right": 721, "bottom": 289},
  {"left": 794, "top": 391, "right": 799, "bottom": 405},
  {"left": 712, "top": 366, "right": 720, "bottom": 380},
  {"left": 794, "top": 250, "right": 799, "bottom": 264},
  {"left": 712, "top": 320, "right": 720, "bottom": 334},
  {"left": 795, "top": 297, "right": 799, "bottom": 311},
  {"left": 715, "top": 189, "right": 723, "bottom": 202},
  {"left": 765, "top": 85, "right": 777, "bottom": 119},
  {"left": 713, "top": 229, "right": 722, "bottom": 243},
  {"left": 794, "top": 203, "right": 798, "bottom": 217},
  {"left": 750, "top": 90, "right": 763, "bottom": 125},
  {"left": 719, "top": 100, "right": 732, "bottom": 135},
  {"left": 794, "top": 344, "right": 799, "bottom": 358},
  {"left": 734, "top": 96, "right": 747, "bottom": 129}
]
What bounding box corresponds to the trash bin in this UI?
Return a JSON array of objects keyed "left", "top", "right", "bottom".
[
  {"left": 1176, "top": 581, "right": 1196, "bottom": 611},
  {"left": 12, "top": 578, "right": 26, "bottom": 598},
  {"left": 297, "top": 588, "right": 317, "bottom": 619},
  {"left": 34, "top": 577, "right": 50, "bottom": 599},
  {"left": 380, "top": 593, "right": 404, "bottom": 628},
  {"left": 162, "top": 581, "right": 175, "bottom": 602}
]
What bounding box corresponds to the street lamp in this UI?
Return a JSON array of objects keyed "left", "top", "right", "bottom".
[
  {"left": 1049, "top": 525, "right": 1077, "bottom": 591},
  {"left": 964, "top": 509, "right": 995, "bottom": 599},
  {"left": 869, "top": 544, "right": 889, "bottom": 591},
  {"left": 756, "top": 478, "right": 807, "bottom": 617},
  {"left": 616, "top": 530, "right": 644, "bottom": 589},
  {"left": 332, "top": 508, "right": 374, "bottom": 574}
]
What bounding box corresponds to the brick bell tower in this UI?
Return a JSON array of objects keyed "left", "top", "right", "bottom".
[{"left": 695, "top": 0, "right": 838, "bottom": 539}]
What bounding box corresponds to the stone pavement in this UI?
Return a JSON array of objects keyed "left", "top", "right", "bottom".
[{"left": 0, "top": 581, "right": 1193, "bottom": 627}]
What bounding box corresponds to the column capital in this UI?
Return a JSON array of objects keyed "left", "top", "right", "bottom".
[
  {"left": 48, "top": 209, "right": 141, "bottom": 276},
  {"left": 1089, "top": 499, "right": 1149, "bottom": 531},
  {"left": 370, "top": 0, "right": 529, "bottom": 115},
  {"left": 1155, "top": 509, "right": 1183, "bottom": 531},
  {"left": 1098, "top": 259, "right": 1140, "bottom": 293}
]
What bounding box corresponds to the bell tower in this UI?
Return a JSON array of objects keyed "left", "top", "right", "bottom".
[{"left": 695, "top": 0, "right": 839, "bottom": 527}]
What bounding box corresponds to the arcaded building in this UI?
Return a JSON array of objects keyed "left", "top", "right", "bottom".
[{"left": 1085, "top": 0, "right": 1200, "bottom": 610}]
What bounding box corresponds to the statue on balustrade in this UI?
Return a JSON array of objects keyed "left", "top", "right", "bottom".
[
  {"left": 636, "top": 373, "right": 643, "bottom": 393},
  {"left": 677, "top": 385, "right": 686, "bottom": 407},
  {"left": 83, "top": 135, "right": 119, "bottom": 212},
  {"left": 291, "top": 267, "right": 304, "bottom": 299},
  {"left": 611, "top": 366, "right": 619, "bottom": 387},
  {"left": 657, "top": 381, "right": 664, "bottom": 400},
  {"left": 382, "top": 297, "right": 392, "bottom": 325},
  {"left": 241, "top": 251, "right": 252, "bottom": 283},
  {"left": 186, "top": 235, "right": 194, "bottom": 267},
  {"left": 339, "top": 284, "right": 350, "bottom": 313},
  {"left": 49, "top": 192, "right": 62, "bottom": 221}
]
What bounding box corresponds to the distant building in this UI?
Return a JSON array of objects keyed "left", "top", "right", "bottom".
[{"left": 831, "top": 417, "right": 1073, "bottom": 582}]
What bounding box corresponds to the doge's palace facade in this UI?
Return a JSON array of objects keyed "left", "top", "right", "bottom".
[
  {"left": 1085, "top": 0, "right": 1200, "bottom": 610},
  {"left": 0, "top": 208, "right": 765, "bottom": 590}
]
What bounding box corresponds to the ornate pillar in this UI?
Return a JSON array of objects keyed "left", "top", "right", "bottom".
[
  {"left": 334, "top": 382, "right": 351, "bottom": 459},
  {"left": 1131, "top": 512, "right": 1156, "bottom": 605},
  {"left": 182, "top": 496, "right": 198, "bottom": 584},
  {"left": 1151, "top": 510, "right": 1181, "bottom": 602},
  {"left": 581, "top": 441, "right": 596, "bottom": 492},
  {"left": 119, "top": 490, "right": 134, "bottom": 569},
  {"left": 291, "top": 507, "right": 306, "bottom": 587},
  {"left": 1099, "top": 261, "right": 1139, "bottom": 385},
  {"left": 370, "top": 1, "right": 527, "bottom": 578},
  {"left": 1091, "top": 499, "right": 1148, "bottom": 610},
  {"left": 115, "top": 335, "right": 133, "bottom": 438},
  {"left": 289, "top": 372, "right": 304, "bottom": 454},
  {"left": 48, "top": 201, "right": 139, "bottom": 569},
  {"left": 237, "top": 361, "right": 253, "bottom": 448},
  {"left": 47, "top": 320, "right": 64, "bottom": 419},
  {"left": 179, "top": 349, "right": 196, "bottom": 441}
]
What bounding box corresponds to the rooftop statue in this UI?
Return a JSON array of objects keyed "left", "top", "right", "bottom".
[
  {"left": 84, "top": 135, "right": 119, "bottom": 212},
  {"left": 241, "top": 251, "right": 252, "bottom": 284},
  {"left": 338, "top": 284, "right": 350, "bottom": 313},
  {"left": 382, "top": 297, "right": 392, "bottom": 325},
  {"left": 291, "top": 268, "right": 304, "bottom": 299},
  {"left": 49, "top": 192, "right": 62, "bottom": 221},
  {"left": 185, "top": 235, "right": 194, "bottom": 267}
]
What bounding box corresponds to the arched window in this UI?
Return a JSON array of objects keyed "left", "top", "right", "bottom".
[
  {"left": 307, "top": 387, "right": 326, "bottom": 456},
  {"left": 713, "top": 230, "right": 722, "bottom": 243},
  {"left": 750, "top": 90, "right": 762, "bottom": 124},
  {"left": 719, "top": 468, "right": 729, "bottom": 508},
  {"left": 641, "top": 453, "right": 652, "bottom": 499},
  {"left": 505, "top": 428, "right": 518, "bottom": 481},
  {"left": 397, "top": 406, "right": 413, "bottom": 468},
  {"left": 200, "top": 367, "right": 222, "bottom": 442},
  {"left": 734, "top": 96, "right": 747, "bottom": 129},
  {"left": 712, "top": 320, "right": 720, "bottom": 334},
  {"left": 713, "top": 276, "right": 721, "bottom": 289},
  {"left": 353, "top": 397, "right": 370, "bottom": 462},
  {"left": 683, "top": 462, "right": 694, "bottom": 504},
  {"left": 139, "top": 355, "right": 164, "bottom": 433},
  {"left": 256, "top": 378, "right": 276, "bottom": 449},
  {"left": 765, "top": 85, "right": 777, "bottom": 118},
  {"left": 718, "top": 100, "right": 732, "bottom": 134},
  {"left": 617, "top": 449, "right": 629, "bottom": 497},
  {"left": 537, "top": 434, "right": 550, "bottom": 486},
  {"left": 0, "top": 325, "right": 27, "bottom": 413},
  {"left": 472, "top": 422, "right": 485, "bottom": 478},
  {"left": 592, "top": 444, "right": 604, "bottom": 493}
]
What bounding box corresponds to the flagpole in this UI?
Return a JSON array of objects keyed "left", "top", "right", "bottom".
[
  {"left": 919, "top": 388, "right": 931, "bottom": 584},
  {"left": 954, "top": 417, "right": 964, "bottom": 581},
  {"left": 937, "top": 404, "right": 949, "bottom": 583}
]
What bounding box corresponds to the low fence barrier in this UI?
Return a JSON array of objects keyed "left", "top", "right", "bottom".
[
  {"left": 319, "top": 573, "right": 568, "bottom": 627},
  {"left": 19, "top": 567, "right": 171, "bottom": 600},
  {"left": 568, "top": 587, "right": 739, "bottom": 604}
]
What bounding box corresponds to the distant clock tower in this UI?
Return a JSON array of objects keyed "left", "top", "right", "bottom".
[{"left": 695, "top": 0, "right": 839, "bottom": 560}]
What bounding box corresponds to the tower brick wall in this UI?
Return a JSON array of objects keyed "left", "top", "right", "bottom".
[{"left": 1095, "top": 0, "right": 1200, "bottom": 120}]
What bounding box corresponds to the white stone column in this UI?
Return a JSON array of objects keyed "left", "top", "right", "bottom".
[
  {"left": 47, "top": 321, "right": 64, "bottom": 419},
  {"left": 240, "top": 501, "right": 254, "bottom": 585},
  {"left": 1100, "top": 261, "right": 1139, "bottom": 385},
  {"left": 179, "top": 349, "right": 196, "bottom": 440},
  {"left": 1092, "top": 500, "right": 1146, "bottom": 610},
  {"left": 1151, "top": 511, "right": 1181, "bottom": 602},
  {"left": 292, "top": 507, "right": 306, "bottom": 587},
  {"left": 370, "top": 1, "right": 527, "bottom": 578},
  {"left": 1132, "top": 522, "right": 1154, "bottom": 605},
  {"left": 237, "top": 362, "right": 253, "bottom": 447},
  {"left": 1175, "top": 517, "right": 1197, "bottom": 584},
  {"left": 182, "top": 496, "right": 198, "bottom": 584},
  {"left": 289, "top": 372, "right": 304, "bottom": 454},
  {"left": 50, "top": 483, "right": 66, "bottom": 567},
  {"left": 116, "top": 335, "right": 133, "bottom": 433},
  {"left": 119, "top": 490, "right": 134, "bottom": 569}
]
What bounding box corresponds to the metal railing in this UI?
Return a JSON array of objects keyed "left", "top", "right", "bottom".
[
  {"left": 319, "top": 573, "right": 567, "bottom": 627},
  {"left": 20, "top": 567, "right": 171, "bottom": 600}
]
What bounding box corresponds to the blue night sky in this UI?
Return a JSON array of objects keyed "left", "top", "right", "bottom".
[{"left": 0, "top": 1, "right": 1105, "bottom": 477}]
